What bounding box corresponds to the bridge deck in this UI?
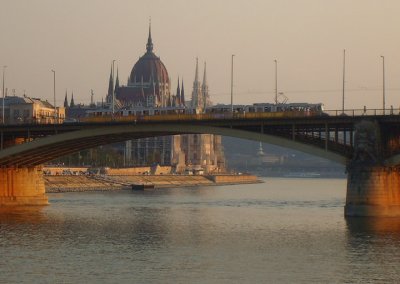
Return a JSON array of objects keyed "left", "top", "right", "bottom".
[{"left": 0, "top": 114, "right": 399, "bottom": 167}]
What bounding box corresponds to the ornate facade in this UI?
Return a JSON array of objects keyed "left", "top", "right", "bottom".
[{"left": 105, "top": 24, "right": 225, "bottom": 173}]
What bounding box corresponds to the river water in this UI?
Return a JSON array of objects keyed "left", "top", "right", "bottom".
[{"left": 1, "top": 178, "right": 400, "bottom": 283}]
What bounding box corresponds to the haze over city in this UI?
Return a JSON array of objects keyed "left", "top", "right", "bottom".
[{"left": 1, "top": 0, "right": 399, "bottom": 109}]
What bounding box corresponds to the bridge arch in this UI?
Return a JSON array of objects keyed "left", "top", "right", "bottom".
[{"left": 0, "top": 124, "right": 347, "bottom": 167}]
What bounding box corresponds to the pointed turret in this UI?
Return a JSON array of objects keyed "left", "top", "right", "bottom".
[
  {"left": 146, "top": 19, "right": 153, "bottom": 53},
  {"left": 202, "top": 62, "right": 207, "bottom": 87},
  {"left": 70, "top": 92, "right": 75, "bottom": 108},
  {"left": 107, "top": 64, "right": 114, "bottom": 103},
  {"left": 63, "top": 90, "right": 69, "bottom": 108},
  {"left": 201, "top": 61, "right": 210, "bottom": 108},
  {"left": 181, "top": 79, "right": 185, "bottom": 107},
  {"left": 176, "top": 77, "right": 181, "bottom": 105},
  {"left": 194, "top": 57, "right": 199, "bottom": 84},
  {"left": 191, "top": 58, "right": 202, "bottom": 109},
  {"left": 115, "top": 67, "right": 120, "bottom": 90}
]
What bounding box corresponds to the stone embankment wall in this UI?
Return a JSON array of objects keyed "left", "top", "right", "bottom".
[
  {"left": 44, "top": 174, "right": 261, "bottom": 192},
  {"left": 105, "top": 175, "right": 215, "bottom": 187},
  {"left": 44, "top": 176, "right": 122, "bottom": 192}
]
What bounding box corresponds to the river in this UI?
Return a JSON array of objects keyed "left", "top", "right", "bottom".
[{"left": 1, "top": 178, "right": 400, "bottom": 283}]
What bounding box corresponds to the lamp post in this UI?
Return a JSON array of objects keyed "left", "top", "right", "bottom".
[
  {"left": 112, "top": 59, "right": 115, "bottom": 115},
  {"left": 230, "top": 54, "right": 235, "bottom": 114},
  {"left": 342, "top": 50, "right": 346, "bottom": 114},
  {"left": 274, "top": 59, "right": 278, "bottom": 104},
  {"left": 381, "top": 55, "right": 385, "bottom": 114},
  {"left": 2, "top": 65, "right": 7, "bottom": 124},
  {"left": 51, "top": 69, "right": 56, "bottom": 123}
]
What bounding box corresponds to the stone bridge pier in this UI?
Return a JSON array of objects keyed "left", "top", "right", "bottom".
[
  {"left": 345, "top": 120, "right": 400, "bottom": 217},
  {"left": 0, "top": 166, "right": 48, "bottom": 206},
  {"left": 0, "top": 136, "right": 48, "bottom": 206}
]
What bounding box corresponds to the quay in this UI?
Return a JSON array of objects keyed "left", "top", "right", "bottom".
[{"left": 44, "top": 173, "right": 261, "bottom": 193}]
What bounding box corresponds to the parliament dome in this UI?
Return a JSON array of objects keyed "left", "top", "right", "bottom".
[{"left": 129, "top": 26, "right": 169, "bottom": 85}]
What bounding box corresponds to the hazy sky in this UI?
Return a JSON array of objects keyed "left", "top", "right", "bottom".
[{"left": 1, "top": 0, "right": 399, "bottom": 110}]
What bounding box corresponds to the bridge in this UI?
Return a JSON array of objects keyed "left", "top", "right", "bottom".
[{"left": 1, "top": 109, "right": 400, "bottom": 217}]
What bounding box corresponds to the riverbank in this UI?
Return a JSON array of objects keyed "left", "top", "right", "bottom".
[{"left": 44, "top": 174, "right": 261, "bottom": 193}]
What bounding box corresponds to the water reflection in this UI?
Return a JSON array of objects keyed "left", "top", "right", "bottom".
[
  {"left": 343, "top": 217, "right": 400, "bottom": 283},
  {"left": 0, "top": 206, "right": 48, "bottom": 225},
  {"left": 346, "top": 217, "right": 400, "bottom": 237}
]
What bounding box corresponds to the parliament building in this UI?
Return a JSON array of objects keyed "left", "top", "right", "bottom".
[{"left": 104, "top": 24, "right": 225, "bottom": 173}]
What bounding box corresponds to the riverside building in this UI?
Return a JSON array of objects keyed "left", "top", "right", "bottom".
[{"left": 0, "top": 95, "right": 65, "bottom": 124}]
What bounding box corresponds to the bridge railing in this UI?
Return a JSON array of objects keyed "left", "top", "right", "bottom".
[
  {"left": 78, "top": 110, "right": 317, "bottom": 124},
  {"left": 79, "top": 108, "right": 399, "bottom": 124},
  {"left": 1, "top": 108, "right": 399, "bottom": 126},
  {"left": 323, "top": 108, "right": 399, "bottom": 117}
]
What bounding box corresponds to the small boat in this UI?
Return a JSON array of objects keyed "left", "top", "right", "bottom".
[{"left": 131, "top": 183, "right": 155, "bottom": 191}]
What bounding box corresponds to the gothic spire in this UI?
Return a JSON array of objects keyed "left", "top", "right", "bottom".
[
  {"left": 192, "top": 57, "right": 202, "bottom": 109},
  {"left": 176, "top": 77, "right": 181, "bottom": 102},
  {"left": 202, "top": 62, "right": 207, "bottom": 87},
  {"left": 181, "top": 79, "right": 185, "bottom": 106},
  {"left": 146, "top": 19, "right": 153, "bottom": 53},
  {"left": 115, "top": 67, "right": 120, "bottom": 90},
  {"left": 194, "top": 57, "right": 199, "bottom": 84},
  {"left": 70, "top": 92, "right": 75, "bottom": 108},
  {"left": 107, "top": 64, "right": 114, "bottom": 102},
  {"left": 201, "top": 61, "right": 210, "bottom": 108},
  {"left": 64, "top": 90, "right": 69, "bottom": 108}
]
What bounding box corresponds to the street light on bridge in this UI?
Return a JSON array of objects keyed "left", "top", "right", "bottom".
[
  {"left": 2, "top": 65, "right": 7, "bottom": 124},
  {"left": 342, "top": 50, "right": 346, "bottom": 114},
  {"left": 381, "top": 55, "right": 385, "bottom": 114},
  {"left": 112, "top": 59, "right": 116, "bottom": 115},
  {"left": 51, "top": 69, "right": 56, "bottom": 123},
  {"left": 230, "top": 54, "right": 235, "bottom": 114},
  {"left": 274, "top": 59, "right": 278, "bottom": 105}
]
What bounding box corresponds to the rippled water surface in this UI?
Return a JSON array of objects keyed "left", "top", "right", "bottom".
[{"left": 2, "top": 178, "right": 400, "bottom": 283}]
